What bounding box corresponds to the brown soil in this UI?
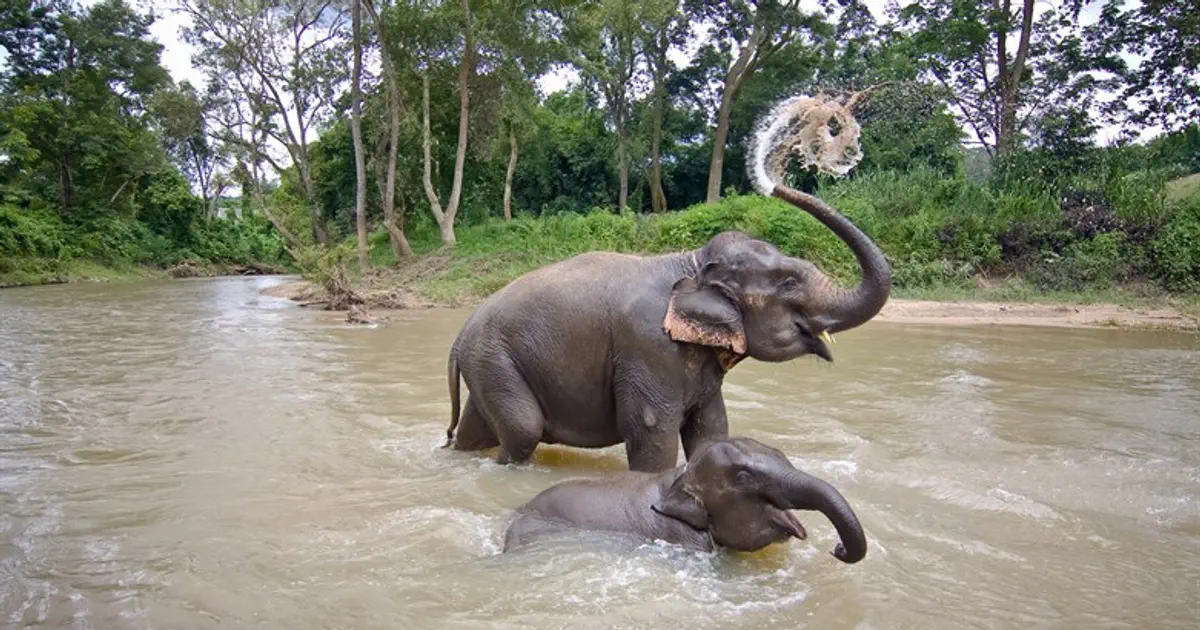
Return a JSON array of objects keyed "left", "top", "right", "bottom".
[{"left": 874, "top": 299, "right": 1198, "bottom": 332}]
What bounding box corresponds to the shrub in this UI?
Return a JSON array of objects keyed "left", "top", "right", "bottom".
[
  {"left": 74, "top": 216, "right": 173, "bottom": 265},
  {"left": 1150, "top": 200, "right": 1200, "bottom": 293},
  {"left": 0, "top": 205, "right": 70, "bottom": 259},
  {"left": 1029, "top": 232, "right": 1127, "bottom": 290}
]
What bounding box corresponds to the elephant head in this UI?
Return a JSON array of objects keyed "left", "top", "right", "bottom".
[
  {"left": 651, "top": 437, "right": 867, "bottom": 563},
  {"left": 663, "top": 185, "right": 891, "bottom": 363}
]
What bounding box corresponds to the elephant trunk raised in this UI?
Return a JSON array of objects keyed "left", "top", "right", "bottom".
[
  {"left": 778, "top": 468, "right": 868, "bottom": 564},
  {"left": 773, "top": 184, "right": 891, "bottom": 335}
]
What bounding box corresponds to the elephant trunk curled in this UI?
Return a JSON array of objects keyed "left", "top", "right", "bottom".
[
  {"left": 779, "top": 469, "right": 867, "bottom": 563},
  {"left": 772, "top": 184, "right": 891, "bottom": 334}
]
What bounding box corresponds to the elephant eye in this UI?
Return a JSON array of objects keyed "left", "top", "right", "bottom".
[
  {"left": 735, "top": 470, "right": 753, "bottom": 485},
  {"left": 779, "top": 277, "right": 800, "bottom": 291}
]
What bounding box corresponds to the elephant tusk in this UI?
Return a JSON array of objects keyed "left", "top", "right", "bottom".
[{"left": 819, "top": 330, "right": 835, "bottom": 345}]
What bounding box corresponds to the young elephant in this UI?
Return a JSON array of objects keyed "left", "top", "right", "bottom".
[{"left": 502, "top": 437, "right": 867, "bottom": 563}]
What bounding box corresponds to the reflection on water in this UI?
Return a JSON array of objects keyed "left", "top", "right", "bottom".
[{"left": 1, "top": 276, "right": 1198, "bottom": 628}]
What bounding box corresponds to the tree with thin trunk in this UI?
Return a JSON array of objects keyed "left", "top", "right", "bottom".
[
  {"left": 503, "top": 124, "right": 518, "bottom": 220},
  {"left": 647, "top": 26, "right": 668, "bottom": 213},
  {"left": 896, "top": 0, "right": 1111, "bottom": 158},
  {"left": 209, "top": 71, "right": 305, "bottom": 250},
  {"left": 178, "top": 0, "right": 349, "bottom": 246},
  {"left": 150, "top": 81, "right": 230, "bottom": 218},
  {"left": 641, "top": 0, "right": 686, "bottom": 212},
  {"left": 689, "top": 0, "right": 810, "bottom": 203},
  {"left": 350, "top": 0, "right": 368, "bottom": 270},
  {"left": 574, "top": 0, "right": 644, "bottom": 212},
  {"left": 418, "top": 0, "right": 475, "bottom": 248},
  {"left": 479, "top": 0, "right": 558, "bottom": 222},
  {"left": 362, "top": 0, "right": 414, "bottom": 258}
]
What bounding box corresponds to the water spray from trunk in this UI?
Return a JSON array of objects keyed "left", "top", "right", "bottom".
[{"left": 749, "top": 90, "right": 884, "bottom": 194}]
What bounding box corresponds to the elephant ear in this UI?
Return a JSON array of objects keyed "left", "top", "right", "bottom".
[
  {"left": 663, "top": 274, "right": 747, "bottom": 355},
  {"left": 651, "top": 472, "right": 709, "bottom": 531}
]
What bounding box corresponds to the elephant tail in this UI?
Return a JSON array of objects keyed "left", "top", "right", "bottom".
[{"left": 443, "top": 348, "right": 461, "bottom": 448}]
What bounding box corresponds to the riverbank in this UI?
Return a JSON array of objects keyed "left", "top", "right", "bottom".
[
  {"left": 0, "top": 258, "right": 288, "bottom": 289},
  {"left": 259, "top": 273, "right": 1200, "bottom": 332}
]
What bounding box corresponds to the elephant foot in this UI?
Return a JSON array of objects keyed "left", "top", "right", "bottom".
[{"left": 496, "top": 445, "right": 537, "bottom": 467}]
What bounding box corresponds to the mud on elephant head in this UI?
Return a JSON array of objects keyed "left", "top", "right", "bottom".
[{"left": 664, "top": 186, "right": 893, "bottom": 366}]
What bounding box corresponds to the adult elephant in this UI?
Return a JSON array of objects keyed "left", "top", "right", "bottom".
[{"left": 443, "top": 183, "right": 890, "bottom": 472}]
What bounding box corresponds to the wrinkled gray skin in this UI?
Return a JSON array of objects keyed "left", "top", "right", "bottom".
[
  {"left": 444, "top": 184, "right": 891, "bottom": 472},
  {"left": 503, "top": 437, "right": 868, "bottom": 563}
]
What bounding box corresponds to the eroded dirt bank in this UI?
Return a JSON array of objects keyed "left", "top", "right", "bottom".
[{"left": 874, "top": 299, "right": 1198, "bottom": 332}]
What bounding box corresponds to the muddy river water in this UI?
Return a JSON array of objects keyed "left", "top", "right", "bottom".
[{"left": 1, "top": 276, "right": 1198, "bottom": 629}]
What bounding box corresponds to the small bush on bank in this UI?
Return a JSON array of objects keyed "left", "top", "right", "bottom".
[
  {"left": 0, "top": 202, "right": 290, "bottom": 286},
  {"left": 0, "top": 205, "right": 71, "bottom": 261},
  {"left": 1151, "top": 199, "right": 1200, "bottom": 293}
]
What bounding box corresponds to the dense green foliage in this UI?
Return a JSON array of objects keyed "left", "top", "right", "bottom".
[
  {"left": 2, "top": 0, "right": 1197, "bottom": 299},
  {"left": 0, "top": 0, "right": 287, "bottom": 286},
  {"left": 354, "top": 154, "right": 1200, "bottom": 302}
]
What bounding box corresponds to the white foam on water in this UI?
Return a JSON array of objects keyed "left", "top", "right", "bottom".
[
  {"left": 724, "top": 399, "right": 766, "bottom": 410},
  {"left": 381, "top": 505, "right": 505, "bottom": 557},
  {"left": 792, "top": 453, "right": 859, "bottom": 480},
  {"left": 488, "top": 533, "right": 821, "bottom": 620}
]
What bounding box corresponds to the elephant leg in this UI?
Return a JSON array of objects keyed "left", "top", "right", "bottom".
[
  {"left": 614, "top": 364, "right": 684, "bottom": 473},
  {"left": 451, "top": 394, "right": 500, "bottom": 451},
  {"left": 623, "top": 432, "right": 680, "bottom": 473},
  {"left": 470, "top": 354, "right": 545, "bottom": 466},
  {"left": 616, "top": 390, "right": 681, "bottom": 473},
  {"left": 681, "top": 391, "right": 729, "bottom": 461}
]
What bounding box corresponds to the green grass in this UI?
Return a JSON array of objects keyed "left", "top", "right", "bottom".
[
  {"left": 1166, "top": 173, "right": 1200, "bottom": 202},
  {"left": 1, "top": 203, "right": 292, "bottom": 289},
  {"left": 342, "top": 184, "right": 1200, "bottom": 314},
  {"left": 0, "top": 257, "right": 166, "bottom": 288}
]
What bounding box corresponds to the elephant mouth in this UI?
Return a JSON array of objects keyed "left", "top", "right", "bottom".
[
  {"left": 768, "top": 506, "right": 807, "bottom": 540},
  {"left": 796, "top": 323, "right": 835, "bottom": 362}
]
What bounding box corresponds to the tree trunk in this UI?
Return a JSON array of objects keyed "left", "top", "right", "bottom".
[
  {"left": 383, "top": 221, "right": 412, "bottom": 257},
  {"left": 308, "top": 199, "right": 330, "bottom": 245},
  {"left": 299, "top": 160, "right": 330, "bottom": 245},
  {"left": 996, "top": 0, "right": 1034, "bottom": 156},
  {"left": 350, "top": 0, "right": 369, "bottom": 270},
  {"left": 617, "top": 123, "right": 629, "bottom": 212},
  {"left": 383, "top": 77, "right": 413, "bottom": 258},
  {"left": 250, "top": 181, "right": 301, "bottom": 250},
  {"left": 442, "top": 0, "right": 473, "bottom": 244},
  {"left": 503, "top": 129, "right": 517, "bottom": 221},
  {"left": 420, "top": 72, "right": 452, "bottom": 246},
  {"left": 419, "top": 0, "right": 473, "bottom": 248},
  {"left": 363, "top": 0, "right": 413, "bottom": 259},
  {"left": 705, "top": 27, "right": 765, "bottom": 204},
  {"left": 211, "top": 180, "right": 228, "bottom": 218},
  {"left": 649, "top": 32, "right": 667, "bottom": 213},
  {"left": 58, "top": 157, "right": 72, "bottom": 213},
  {"left": 374, "top": 151, "right": 414, "bottom": 259}
]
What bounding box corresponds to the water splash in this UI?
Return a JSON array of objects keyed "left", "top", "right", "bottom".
[{"left": 748, "top": 92, "right": 866, "bottom": 195}]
